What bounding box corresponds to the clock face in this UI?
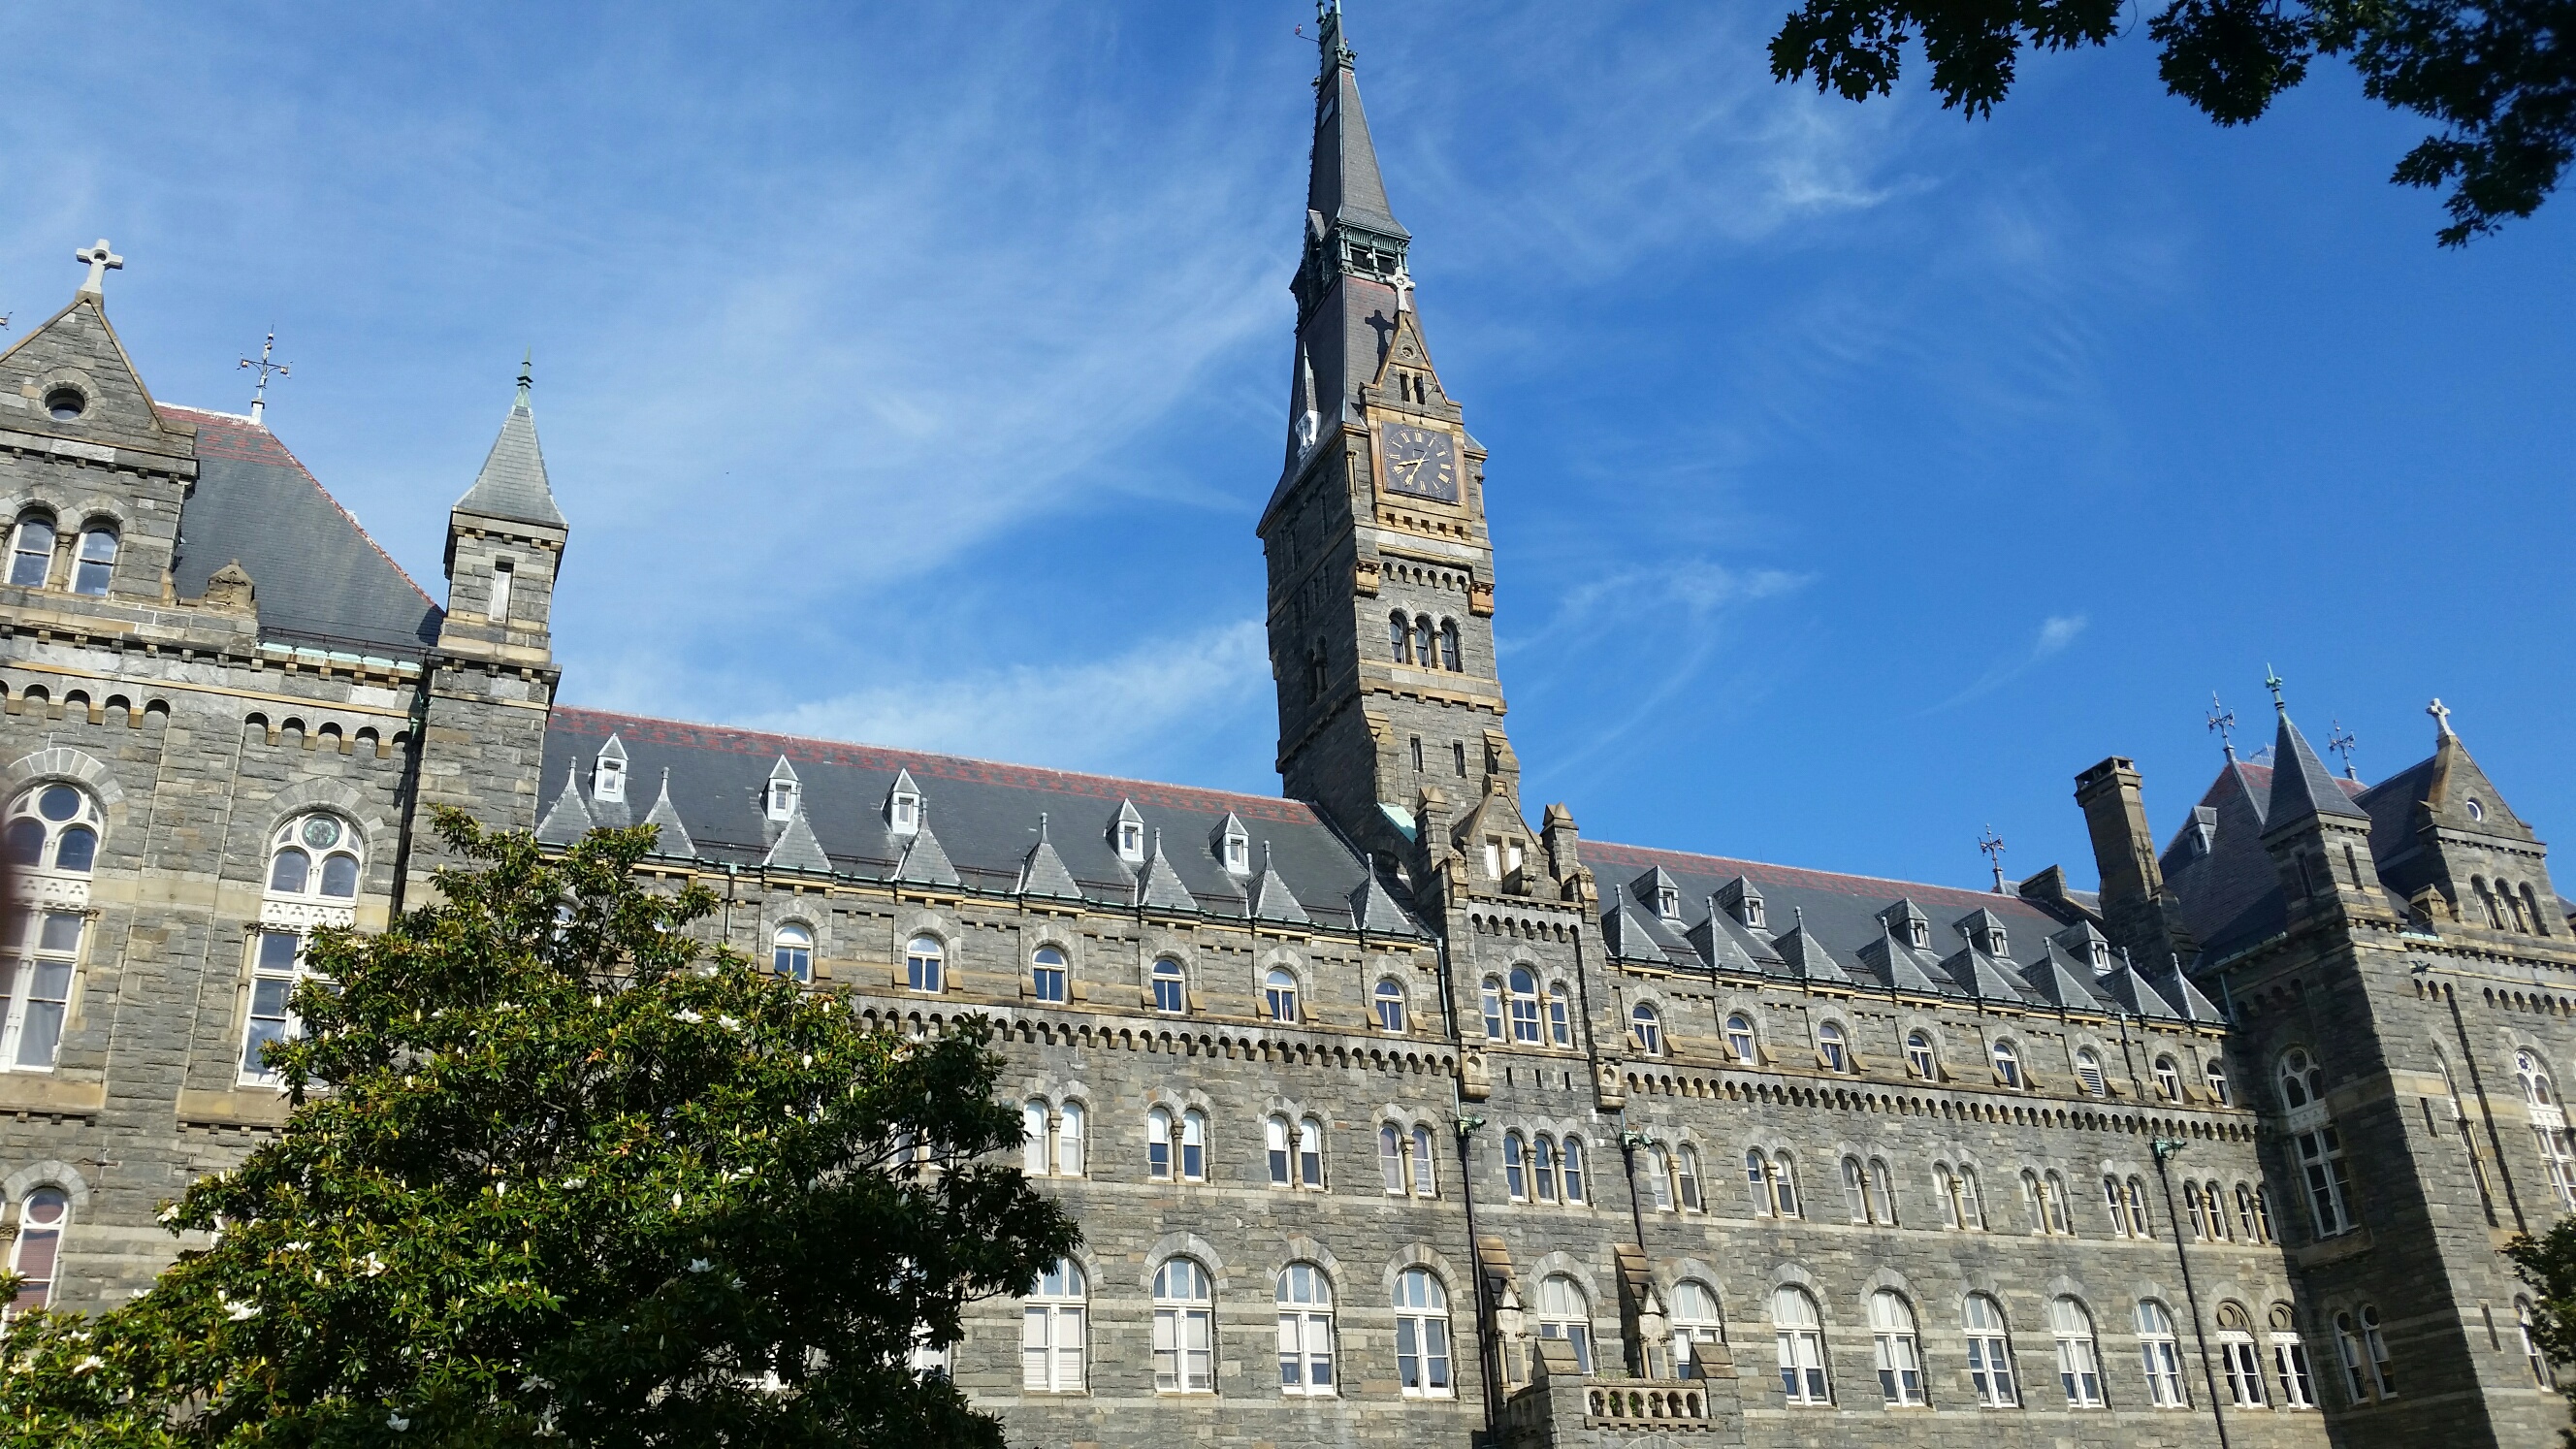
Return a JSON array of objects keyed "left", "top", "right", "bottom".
[{"left": 1377, "top": 424, "right": 1460, "bottom": 503}]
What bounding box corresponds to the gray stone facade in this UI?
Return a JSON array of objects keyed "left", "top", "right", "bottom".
[{"left": 0, "top": 10, "right": 2569, "bottom": 1449}]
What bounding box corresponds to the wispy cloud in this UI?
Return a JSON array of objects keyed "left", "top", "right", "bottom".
[{"left": 1925, "top": 614, "right": 2090, "bottom": 714}]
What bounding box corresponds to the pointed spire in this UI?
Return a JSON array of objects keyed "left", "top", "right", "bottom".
[
  {"left": 640, "top": 768, "right": 695, "bottom": 859},
  {"left": 1135, "top": 828, "right": 1201, "bottom": 914},
  {"left": 2263, "top": 697, "right": 2368, "bottom": 829},
  {"left": 1350, "top": 864, "right": 1415, "bottom": 935},
  {"left": 453, "top": 353, "right": 565, "bottom": 529},
  {"left": 762, "top": 807, "right": 833, "bottom": 875},
  {"left": 892, "top": 802, "right": 962, "bottom": 889},
  {"left": 1017, "top": 812, "right": 1084, "bottom": 902},
  {"left": 535, "top": 761, "right": 595, "bottom": 846},
  {"left": 1308, "top": 2, "right": 1405, "bottom": 242},
  {"left": 1249, "top": 842, "right": 1310, "bottom": 924}
]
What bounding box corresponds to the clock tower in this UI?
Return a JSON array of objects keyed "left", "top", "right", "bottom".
[{"left": 1261, "top": 2, "right": 1530, "bottom": 899}]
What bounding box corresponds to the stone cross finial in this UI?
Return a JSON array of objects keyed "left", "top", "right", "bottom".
[
  {"left": 2429, "top": 697, "right": 2455, "bottom": 738},
  {"left": 76, "top": 240, "right": 124, "bottom": 297},
  {"left": 1393, "top": 265, "right": 1415, "bottom": 314}
]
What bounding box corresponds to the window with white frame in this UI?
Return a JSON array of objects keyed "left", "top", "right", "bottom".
[
  {"left": 1630, "top": 1003, "right": 1662, "bottom": 1056},
  {"left": 1869, "top": 1290, "right": 1924, "bottom": 1405},
  {"left": 592, "top": 746, "right": 626, "bottom": 802},
  {"left": 240, "top": 929, "right": 324, "bottom": 1083},
  {"left": 2201, "top": 1179, "right": 2230, "bottom": 1239},
  {"left": 1906, "top": 1030, "right": 1936, "bottom": 1079},
  {"left": 2280, "top": 1048, "right": 2355, "bottom": 1237},
  {"left": 1396, "top": 1269, "right": 1453, "bottom": 1397},
  {"left": 7, "top": 513, "right": 55, "bottom": 588},
  {"left": 1532, "top": 1135, "right": 1560, "bottom": 1203},
  {"left": 1841, "top": 1156, "right": 1870, "bottom": 1222},
  {"left": 1676, "top": 1144, "right": 1703, "bottom": 1211},
  {"left": 1505, "top": 1131, "right": 1530, "bottom": 1201},
  {"left": 2138, "top": 1299, "right": 2188, "bottom": 1406},
  {"left": 1818, "top": 1020, "right": 1848, "bottom": 1072},
  {"left": 1725, "top": 1014, "right": 1757, "bottom": 1065},
  {"left": 2153, "top": 1054, "right": 2182, "bottom": 1100},
  {"left": 2520, "top": 1051, "right": 2576, "bottom": 1207},
  {"left": 1480, "top": 977, "right": 1505, "bottom": 1040},
  {"left": 1747, "top": 1148, "right": 1799, "bottom": 1218},
  {"left": 2270, "top": 1303, "right": 2318, "bottom": 1407},
  {"left": 1264, "top": 967, "right": 1299, "bottom": 1023},
  {"left": 1773, "top": 1286, "right": 1829, "bottom": 1404},
  {"left": 1152, "top": 1258, "right": 1215, "bottom": 1394},
  {"left": 4, "top": 785, "right": 100, "bottom": 877},
  {"left": 1276, "top": 1262, "right": 1336, "bottom": 1395},
  {"left": 2520, "top": 1298, "right": 2557, "bottom": 1388},
  {"left": 1031, "top": 946, "right": 1069, "bottom": 1004},
  {"left": 1670, "top": 1278, "right": 1723, "bottom": 1377},
  {"left": 2076, "top": 1047, "right": 2107, "bottom": 1097},
  {"left": 2219, "top": 1303, "right": 2267, "bottom": 1406},
  {"left": 2051, "top": 1296, "right": 2104, "bottom": 1407},
  {"left": 1536, "top": 1273, "right": 1594, "bottom": 1374},
  {"left": 1965, "top": 1293, "right": 2018, "bottom": 1406},
  {"left": 4, "top": 1188, "right": 69, "bottom": 1318},
  {"left": 269, "top": 814, "right": 362, "bottom": 903},
  {"left": 1373, "top": 979, "right": 1406, "bottom": 1033},
  {"left": 1023, "top": 1100, "right": 1050, "bottom": 1176},
  {"left": 2206, "top": 1055, "right": 2233, "bottom": 1105},
  {"left": 1, "top": 908, "right": 81, "bottom": 1070},
  {"left": 69, "top": 525, "right": 115, "bottom": 597},
  {"left": 906, "top": 935, "right": 945, "bottom": 993},
  {"left": 1022, "top": 1258, "right": 1087, "bottom": 1393},
  {"left": 1507, "top": 967, "right": 1540, "bottom": 1043},
  {"left": 1150, "top": 957, "right": 1185, "bottom": 1014},
  {"left": 1646, "top": 1146, "right": 1675, "bottom": 1211},
  {"left": 771, "top": 922, "right": 812, "bottom": 982},
  {"left": 2105, "top": 1175, "right": 2151, "bottom": 1238},
  {"left": 1547, "top": 984, "right": 1572, "bottom": 1046},
  {"left": 1992, "top": 1039, "right": 2023, "bottom": 1088}
]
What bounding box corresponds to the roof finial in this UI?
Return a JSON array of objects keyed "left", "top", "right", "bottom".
[
  {"left": 2206, "top": 691, "right": 2238, "bottom": 761},
  {"left": 516, "top": 348, "right": 533, "bottom": 406},
  {"left": 1037, "top": 811, "right": 1050, "bottom": 841},
  {"left": 1978, "top": 825, "right": 2008, "bottom": 892},
  {"left": 1316, "top": 0, "right": 1352, "bottom": 73},
  {"left": 2264, "top": 664, "right": 2287, "bottom": 715},
  {"left": 2428, "top": 697, "right": 2455, "bottom": 739},
  {"left": 238, "top": 330, "right": 291, "bottom": 426},
  {"left": 75, "top": 239, "right": 123, "bottom": 298},
  {"left": 1393, "top": 263, "right": 1415, "bottom": 314},
  {"left": 2327, "top": 719, "right": 2359, "bottom": 780}
]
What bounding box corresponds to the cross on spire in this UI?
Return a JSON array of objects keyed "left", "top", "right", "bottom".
[
  {"left": 2327, "top": 719, "right": 2359, "bottom": 780},
  {"left": 75, "top": 239, "right": 124, "bottom": 297},
  {"left": 1979, "top": 825, "right": 2007, "bottom": 892},
  {"left": 2264, "top": 664, "right": 2287, "bottom": 715},
  {"left": 2206, "top": 692, "right": 2238, "bottom": 761},
  {"left": 2428, "top": 697, "right": 2456, "bottom": 738},
  {"left": 238, "top": 330, "right": 291, "bottom": 425}
]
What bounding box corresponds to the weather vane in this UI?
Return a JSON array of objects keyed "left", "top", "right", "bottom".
[
  {"left": 1979, "top": 825, "right": 2007, "bottom": 892},
  {"left": 239, "top": 330, "right": 291, "bottom": 425},
  {"left": 2327, "top": 719, "right": 2359, "bottom": 780},
  {"left": 2206, "top": 692, "right": 2238, "bottom": 761},
  {"left": 2264, "top": 664, "right": 2288, "bottom": 714}
]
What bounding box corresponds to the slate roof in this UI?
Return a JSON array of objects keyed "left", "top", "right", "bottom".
[
  {"left": 451, "top": 374, "right": 565, "bottom": 530},
  {"left": 160, "top": 406, "right": 443, "bottom": 657},
  {"left": 540, "top": 707, "right": 1424, "bottom": 939},
  {"left": 2264, "top": 709, "right": 2369, "bottom": 828},
  {"left": 2157, "top": 758, "right": 2390, "bottom": 964}
]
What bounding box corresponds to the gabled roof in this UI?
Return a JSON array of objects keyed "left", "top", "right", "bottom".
[{"left": 161, "top": 407, "right": 442, "bottom": 656}]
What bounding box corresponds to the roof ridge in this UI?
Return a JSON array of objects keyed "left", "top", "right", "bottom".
[
  {"left": 547, "top": 703, "right": 1323, "bottom": 823},
  {"left": 1586, "top": 838, "right": 2049, "bottom": 916},
  {"left": 158, "top": 404, "right": 439, "bottom": 612}
]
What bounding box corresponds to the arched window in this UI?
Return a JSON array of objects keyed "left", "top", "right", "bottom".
[
  {"left": 2519, "top": 1298, "right": 2555, "bottom": 1389},
  {"left": 1746, "top": 1149, "right": 1797, "bottom": 1218},
  {"left": 2184, "top": 1180, "right": 2209, "bottom": 1239},
  {"left": 2153, "top": 1055, "right": 2182, "bottom": 1100},
  {"left": 1152, "top": 1258, "right": 1215, "bottom": 1394},
  {"left": 2280, "top": 1049, "right": 2354, "bottom": 1236},
  {"left": 7, "top": 513, "right": 55, "bottom": 588},
  {"left": 1056, "top": 1101, "right": 1085, "bottom": 1176},
  {"left": 2205, "top": 1056, "right": 2232, "bottom": 1105},
  {"left": 1936, "top": 1164, "right": 1962, "bottom": 1227},
  {"left": 1023, "top": 1100, "right": 1050, "bottom": 1175},
  {"left": 1841, "top": 1156, "right": 1869, "bottom": 1222},
  {"left": 1562, "top": 1136, "right": 1588, "bottom": 1204},
  {"left": 1022, "top": 1258, "right": 1086, "bottom": 1392},
  {"left": 2219, "top": 1302, "right": 2266, "bottom": 1405},
  {"left": 2270, "top": 1302, "right": 2317, "bottom": 1408},
  {"left": 269, "top": 814, "right": 362, "bottom": 901},
  {"left": 1725, "top": 1014, "right": 1756, "bottom": 1064},
  {"left": 1508, "top": 967, "right": 1540, "bottom": 1043},
  {"left": 1869, "top": 1158, "right": 1896, "bottom": 1225},
  {"left": 1905, "top": 1030, "right": 1935, "bottom": 1079},
  {"left": 2076, "top": 1047, "right": 2106, "bottom": 1097},
  {"left": 1414, "top": 615, "right": 1436, "bottom": 670},
  {"left": 1151, "top": 957, "right": 1185, "bottom": 1014},
  {"left": 1395, "top": 1268, "right": 1453, "bottom": 1397},
  {"left": 1480, "top": 977, "right": 1505, "bottom": 1040},
  {"left": 1298, "top": 1114, "right": 1325, "bottom": 1188},
  {"left": 2106, "top": 1175, "right": 2150, "bottom": 1238},
  {"left": 1991, "top": 1039, "right": 2022, "bottom": 1088},
  {"left": 1645, "top": 1145, "right": 1674, "bottom": 1211},
  {"left": 1373, "top": 978, "right": 1406, "bottom": 1033},
  {"left": 2134, "top": 1299, "right": 2187, "bottom": 1406},
  {"left": 1817, "top": 1020, "right": 1848, "bottom": 1072},
  {"left": 1390, "top": 610, "right": 1414, "bottom": 664},
  {"left": 5, "top": 785, "right": 101, "bottom": 877},
  {"left": 1147, "top": 1107, "right": 1175, "bottom": 1179},
  {"left": 906, "top": 935, "right": 944, "bottom": 993},
  {"left": 1532, "top": 1135, "right": 1560, "bottom": 1203},
  {"left": 1535, "top": 1273, "right": 1593, "bottom": 1373},
  {"left": 1180, "top": 1109, "right": 1206, "bottom": 1181},
  {"left": 1411, "top": 1122, "right": 1436, "bottom": 1198},
  {"left": 1773, "top": 1286, "right": 1829, "bottom": 1404},
  {"left": 1957, "top": 1165, "right": 1984, "bottom": 1229},
  {"left": 772, "top": 923, "right": 813, "bottom": 982},
  {"left": 1630, "top": 1004, "right": 1662, "bottom": 1056},
  {"left": 4, "top": 1188, "right": 69, "bottom": 1317},
  {"left": 2279, "top": 1047, "right": 2327, "bottom": 1110},
  {"left": 2051, "top": 1297, "right": 2103, "bottom": 1406},
  {"left": 2357, "top": 1305, "right": 2395, "bottom": 1400},
  {"left": 1671, "top": 1279, "right": 1723, "bottom": 1378},
  {"left": 2520, "top": 1051, "right": 2576, "bottom": 1206},
  {"left": 2045, "top": 1172, "right": 2073, "bottom": 1234},
  {"left": 1676, "top": 1144, "right": 1703, "bottom": 1211},
  {"left": 1547, "top": 984, "right": 1572, "bottom": 1046},
  {"left": 1031, "top": 946, "right": 1069, "bottom": 1004},
  {"left": 1277, "top": 1262, "right": 1335, "bottom": 1395},
  {"left": 1379, "top": 1122, "right": 1408, "bottom": 1194},
  {"left": 1, "top": 907, "right": 82, "bottom": 1070},
  {"left": 1438, "top": 619, "right": 1461, "bottom": 671},
  {"left": 1869, "top": 1291, "right": 1923, "bottom": 1405},
  {"left": 1264, "top": 967, "right": 1299, "bottom": 1023},
  {"left": 1965, "top": 1293, "right": 2017, "bottom": 1406},
  {"left": 1504, "top": 1131, "right": 1530, "bottom": 1200},
  {"left": 2202, "top": 1180, "right": 2229, "bottom": 1240},
  {"left": 70, "top": 524, "right": 116, "bottom": 596}
]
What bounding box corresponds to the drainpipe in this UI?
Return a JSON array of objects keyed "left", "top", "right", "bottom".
[
  {"left": 2151, "top": 1138, "right": 2233, "bottom": 1449},
  {"left": 1439, "top": 920, "right": 1502, "bottom": 1444}
]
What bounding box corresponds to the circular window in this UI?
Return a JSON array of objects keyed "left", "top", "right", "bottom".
[
  {"left": 44, "top": 388, "right": 84, "bottom": 423},
  {"left": 2468, "top": 797, "right": 2487, "bottom": 821},
  {"left": 38, "top": 786, "right": 81, "bottom": 821},
  {"left": 301, "top": 816, "right": 343, "bottom": 850}
]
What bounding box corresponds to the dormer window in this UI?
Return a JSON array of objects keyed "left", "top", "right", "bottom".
[
  {"left": 1986, "top": 926, "right": 2008, "bottom": 954},
  {"left": 1112, "top": 801, "right": 1145, "bottom": 865},
  {"left": 593, "top": 749, "right": 626, "bottom": 803},
  {"left": 1121, "top": 822, "right": 1142, "bottom": 856},
  {"left": 1214, "top": 816, "right": 1250, "bottom": 876},
  {"left": 1908, "top": 919, "right": 1929, "bottom": 949},
  {"left": 766, "top": 779, "right": 798, "bottom": 821},
  {"left": 886, "top": 770, "right": 921, "bottom": 836},
  {"left": 1227, "top": 836, "right": 1247, "bottom": 871},
  {"left": 1737, "top": 893, "right": 1765, "bottom": 930},
  {"left": 1657, "top": 886, "right": 1680, "bottom": 919}
]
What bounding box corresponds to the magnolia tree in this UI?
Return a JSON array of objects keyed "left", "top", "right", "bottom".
[
  {"left": 0, "top": 812, "right": 1077, "bottom": 1448},
  {"left": 2509, "top": 1224, "right": 2576, "bottom": 1441}
]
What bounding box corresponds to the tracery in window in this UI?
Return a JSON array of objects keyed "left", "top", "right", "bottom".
[
  {"left": 2520, "top": 1050, "right": 2576, "bottom": 1207},
  {"left": 2219, "top": 1302, "right": 2267, "bottom": 1406},
  {"left": 5, "top": 785, "right": 102, "bottom": 876},
  {"left": 2281, "top": 1048, "right": 2355, "bottom": 1236},
  {"left": 2270, "top": 1303, "right": 2317, "bottom": 1408},
  {"left": 4, "top": 1189, "right": 68, "bottom": 1318},
  {"left": 268, "top": 814, "right": 362, "bottom": 902}
]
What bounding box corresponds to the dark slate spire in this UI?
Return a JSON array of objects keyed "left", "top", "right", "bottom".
[
  {"left": 2265, "top": 703, "right": 2369, "bottom": 829},
  {"left": 893, "top": 805, "right": 962, "bottom": 889},
  {"left": 640, "top": 769, "right": 695, "bottom": 859},
  {"left": 1308, "top": 2, "right": 1406, "bottom": 241},
  {"left": 453, "top": 352, "right": 566, "bottom": 530},
  {"left": 1135, "top": 829, "right": 1200, "bottom": 914},
  {"left": 1249, "top": 842, "right": 1311, "bottom": 924},
  {"left": 763, "top": 807, "right": 832, "bottom": 875},
  {"left": 1017, "top": 813, "right": 1084, "bottom": 902},
  {"left": 1771, "top": 908, "right": 1852, "bottom": 984},
  {"left": 534, "top": 762, "right": 594, "bottom": 847},
  {"left": 1350, "top": 865, "right": 1415, "bottom": 935}
]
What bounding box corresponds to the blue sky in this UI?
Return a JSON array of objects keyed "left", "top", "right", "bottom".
[{"left": 5, "top": 3, "right": 2568, "bottom": 895}]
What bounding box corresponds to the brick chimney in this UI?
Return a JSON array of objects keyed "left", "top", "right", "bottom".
[{"left": 2075, "top": 757, "right": 2199, "bottom": 967}]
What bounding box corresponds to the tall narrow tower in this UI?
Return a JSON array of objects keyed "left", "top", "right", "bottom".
[{"left": 1263, "top": 2, "right": 1520, "bottom": 877}]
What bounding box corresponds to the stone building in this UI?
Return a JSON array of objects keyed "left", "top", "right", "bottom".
[{"left": 0, "top": 8, "right": 2568, "bottom": 1447}]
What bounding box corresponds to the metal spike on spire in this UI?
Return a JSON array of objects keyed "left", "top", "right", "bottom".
[
  {"left": 1979, "top": 826, "right": 2008, "bottom": 892},
  {"left": 2206, "top": 692, "right": 2238, "bottom": 761},
  {"left": 2327, "top": 719, "right": 2359, "bottom": 780},
  {"left": 2264, "top": 664, "right": 2288, "bottom": 715},
  {"left": 516, "top": 347, "right": 533, "bottom": 405},
  {"left": 238, "top": 330, "right": 291, "bottom": 426}
]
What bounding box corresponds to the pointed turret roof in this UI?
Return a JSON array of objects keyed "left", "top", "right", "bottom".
[
  {"left": 1016, "top": 814, "right": 1084, "bottom": 902},
  {"left": 2023, "top": 942, "right": 2108, "bottom": 1012},
  {"left": 534, "top": 763, "right": 595, "bottom": 846},
  {"left": 1307, "top": 2, "right": 1406, "bottom": 242},
  {"left": 1349, "top": 866, "right": 1416, "bottom": 936},
  {"left": 1771, "top": 910, "right": 1852, "bottom": 984},
  {"left": 2101, "top": 950, "right": 2182, "bottom": 1020},
  {"left": 641, "top": 769, "right": 696, "bottom": 859},
  {"left": 1134, "top": 829, "right": 1201, "bottom": 914},
  {"left": 893, "top": 807, "right": 962, "bottom": 889},
  {"left": 1249, "top": 843, "right": 1311, "bottom": 924},
  {"left": 762, "top": 807, "right": 833, "bottom": 874},
  {"left": 2264, "top": 705, "right": 2368, "bottom": 829},
  {"left": 452, "top": 355, "right": 565, "bottom": 531}
]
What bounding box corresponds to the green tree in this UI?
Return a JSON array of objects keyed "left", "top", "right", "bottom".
[
  {"left": 0, "top": 812, "right": 1077, "bottom": 1448},
  {"left": 2509, "top": 1221, "right": 2576, "bottom": 1441},
  {"left": 1767, "top": 1, "right": 2576, "bottom": 244}
]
